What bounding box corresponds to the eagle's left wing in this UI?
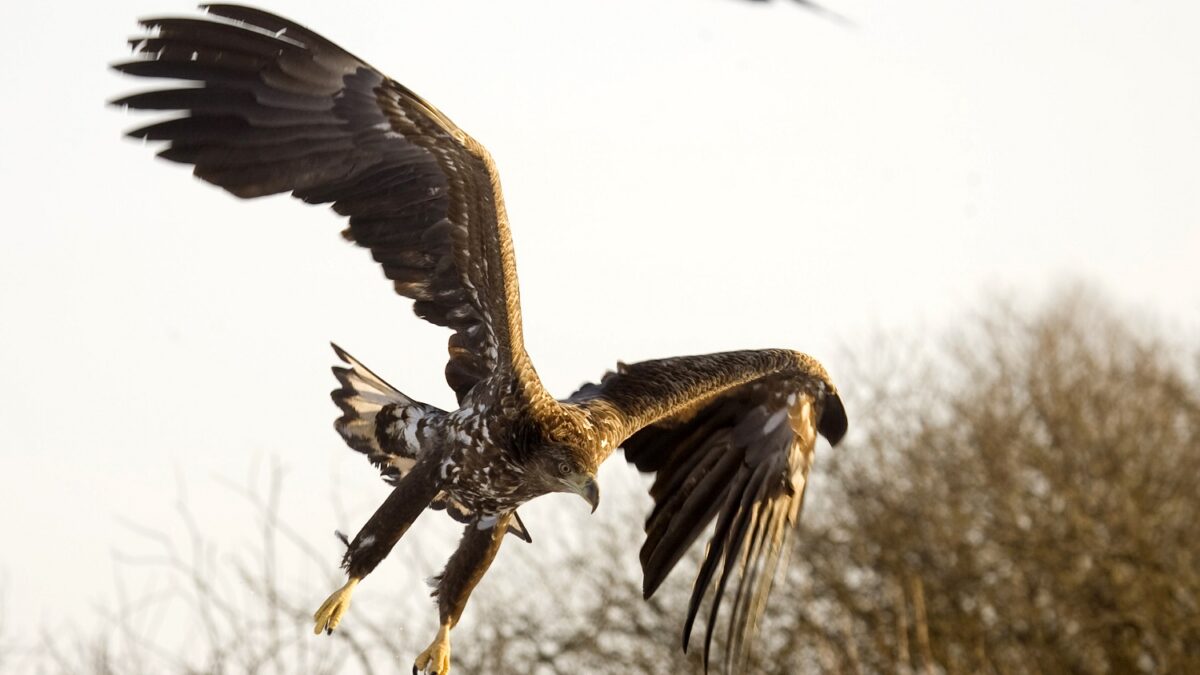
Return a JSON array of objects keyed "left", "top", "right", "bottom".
[
  {"left": 113, "top": 5, "right": 548, "bottom": 408},
  {"left": 572, "top": 350, "right": 847, "bottom": 672}
]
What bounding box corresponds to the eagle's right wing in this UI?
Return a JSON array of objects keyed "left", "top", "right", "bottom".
[
  {"left": 572, "top": 350, "right": 847, "bottom": 672},
  {"left": 114, "top": 5, "right": 546, "bottom": 406}
]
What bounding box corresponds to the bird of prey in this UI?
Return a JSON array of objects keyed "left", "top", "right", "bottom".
[{"left": 114, "top": 5, "right": 847, "bottom": 673}]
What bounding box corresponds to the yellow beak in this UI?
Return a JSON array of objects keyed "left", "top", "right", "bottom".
[{"left": 572, "top": 476, "right": 600, "bottom": 513}]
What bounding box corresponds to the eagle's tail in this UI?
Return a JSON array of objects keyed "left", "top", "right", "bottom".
[{"left": 330, "top": 343, "right": 432, "bottom": 481}]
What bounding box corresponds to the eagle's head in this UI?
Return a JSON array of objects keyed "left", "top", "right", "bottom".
[
  {"left": 526, "top": 444, "right": 600, "bottom": 512},
  {"left": 511, "top": 412, "right": 601, "bottom": 511}
]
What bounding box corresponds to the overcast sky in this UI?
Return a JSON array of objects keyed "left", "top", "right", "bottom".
[{"left": 0, "top": 0, "right": 1197, "bottom": 652}]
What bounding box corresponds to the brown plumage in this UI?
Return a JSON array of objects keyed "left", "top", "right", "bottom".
[{"left": 114, "top": 6, "right": 848, "bottom": 674}]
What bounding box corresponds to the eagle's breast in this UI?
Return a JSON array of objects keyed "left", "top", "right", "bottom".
[{"left": 433, "top": 396, "right": 530, "bottom": 514}]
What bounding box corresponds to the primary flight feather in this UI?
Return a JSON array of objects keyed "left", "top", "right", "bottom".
[{"left": 113, "top": 5, "right": 848, "bottom": 673}]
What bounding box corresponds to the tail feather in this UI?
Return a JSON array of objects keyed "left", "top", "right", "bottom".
[
  {"left": 331, "top": 343, "right": 434, "bottom": 482},
  {"left": 329, "top": 344, "right": 532, "bottom": 543}
]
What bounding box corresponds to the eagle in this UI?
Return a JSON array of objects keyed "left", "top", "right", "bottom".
[{"left": 114, "top": 5, "right": 848, "bottom": 673}]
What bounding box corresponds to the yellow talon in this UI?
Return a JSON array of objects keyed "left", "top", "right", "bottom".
[
  {"left": 412, "top": 622, "right": 452, "bottom": 674},
  {"left": 313, "top": 577, "right": 359, "bottom": 635}
]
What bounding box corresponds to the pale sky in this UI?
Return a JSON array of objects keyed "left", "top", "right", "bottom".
[{"left": 0, "top": 0, "right": 1197, "bottom": 655}]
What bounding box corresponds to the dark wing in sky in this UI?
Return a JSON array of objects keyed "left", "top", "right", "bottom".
[
  {"left": 737, "top": 0, "right": 852, "bottom": 26},
  {"left": 572, "top": 350, "right": 847, "bottom": 672},
  {"left": 113, "top": 4, "right": 539, "bottom": 404}
]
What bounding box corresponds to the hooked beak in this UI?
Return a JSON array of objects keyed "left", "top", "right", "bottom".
[{"left": 572, "top": 476, "right": 600, "bottom": 513}]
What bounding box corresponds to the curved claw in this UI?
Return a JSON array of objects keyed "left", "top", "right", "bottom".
[
  {"left": 413, "top": 622, "right": 452, "bottom": 674},
  {"left": 313, "top": 577, "right": 359, "bottom": 635}
]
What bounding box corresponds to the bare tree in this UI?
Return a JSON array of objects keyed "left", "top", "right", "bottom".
[
  {"left": 23, "top": 287, "right": 1200, "bottom": 674},
  {"left": 780, "top": 288, "right": 1200, "bottom": 673}
]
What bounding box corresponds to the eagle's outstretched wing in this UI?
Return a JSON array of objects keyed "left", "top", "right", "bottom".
[
  {"left": 113, "top": 4, "right": 541, "bottom": 405},
  {"left": 573, "top": 350, "right": 847, "bottom": 672}
]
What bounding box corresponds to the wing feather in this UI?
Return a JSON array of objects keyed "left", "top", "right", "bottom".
[
  {"left": 114, "top": 5, "right": 544, "bottom": 404},
  {"left": 573, "top": 349, "right": 847, "bottom": 672}
]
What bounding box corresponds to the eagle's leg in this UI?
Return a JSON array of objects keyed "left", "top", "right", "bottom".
[
  {"left": 413, "top": 513, "right": 511, "bottom": 675},
  {"left": 313, "top": 576, "right": 359, "bottom": 634},
  {"left": 314, "top": 457, "right": 442, "bottom": 635},
  {"left": 413, "top": 621, "right": 451, "bottom": 675}
]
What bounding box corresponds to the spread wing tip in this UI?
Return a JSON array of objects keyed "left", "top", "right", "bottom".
[{"left": 330, "top": 341, "right": 352, "bottom": 364}]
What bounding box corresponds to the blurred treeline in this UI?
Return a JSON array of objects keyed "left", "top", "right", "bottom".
[{"left": 11, "top": 288, "right": 1199, "bottom": 674}]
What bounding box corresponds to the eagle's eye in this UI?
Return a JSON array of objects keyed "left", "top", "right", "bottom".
[{"left": 557, "top": 461, "right": 571, "bottom": 476}]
